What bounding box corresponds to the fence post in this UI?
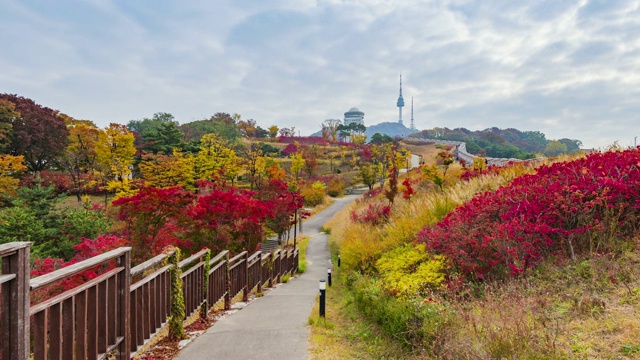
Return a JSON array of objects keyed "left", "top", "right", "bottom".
[
  {"left": 0, "top": 242, "right": 31, "bottom": 360},
  {"left": 243, "top": 252, "right": 249, "bottom": 302},
  {"left": 224, "top": 252, "right": 231, "bottom": 311},
  {"left": 116, "top": 249, "right": 131, "bottom": 360},
  {"left": 201, "top": 249, "right": 211, "bottom": 319},
  {"left": 257, "top": 256, "right": 263, "bottom": 295},
  {"left": 268, "top": 252, "right": 274, "bottom": 288}
]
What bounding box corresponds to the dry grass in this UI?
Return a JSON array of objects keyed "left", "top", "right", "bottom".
[{"left": 399, "top": 141, "right": 441, "bottom": 164}]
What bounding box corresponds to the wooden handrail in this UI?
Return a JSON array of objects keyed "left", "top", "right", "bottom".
[
  {"left": 131, "top": 251, "right": 173, "bottom": 277},
  {"left": 180, "top": 261, "right": 205, "bottom": 278},
  {"left": 229, "top": 259, "right": 245, "bottom": 271},
  {"left": 179, "top": 248, "right": 209, "bottom": 268},
  {"left": 229, "top": 251, "right": 248, "bottom": 264},
  {"left": 30, "top": 247, "right": 131, "bottom": 291},
  {"left": 30, "top": 267, "right": 123, "bottom": 315},
  {"left": 130, "top": 264, "right": 172, "bottom": 292},
  {"left": 0, "top": 241, "right": 31, "bottom": 257},
  {"left": 0, "top": 273, "right": 16, "bottom": 285},
  {"left": 209, "top": 250, "right": 229, "bottom": 266}
]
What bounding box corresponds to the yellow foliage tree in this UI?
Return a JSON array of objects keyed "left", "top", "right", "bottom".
[
  {"left": 243, "top": 145, "right": 267, "bottom": 189},
  {"left": 95, "top": 124, "right": 136, "bottom": 200},
  {"left": 60, "top": 117, "right": 101, "bottom": 203},
  {"left": 0, "top": 154, "right": 26, "bottom": 199},
  {"left": 194, "top": 133, "right": 241, "bottom": 183},
  {"left": 349, "top": 133, "right": 367, "bottom": 145},
  {"left": 290, "top": 152, "right": 304, "bottom": 180},
  {"left": 139, "top": 149, "right": 195, "bottom": 189}
]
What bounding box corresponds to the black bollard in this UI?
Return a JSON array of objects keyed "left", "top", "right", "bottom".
[
  {"left": 338, "top": 254, "right": 341, "bottom": 267},
  {"left": 319, "top": 280, "right": 326, "bottom": 317},
  {"left": 327, "top": 268, "right": 332, "bottom": 287}
]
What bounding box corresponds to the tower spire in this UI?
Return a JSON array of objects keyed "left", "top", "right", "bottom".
[
  {"left": 396, "top": 74, "right": 405, "bottom": 125},
  {"left": 410, "top": 97, "right": 416, "bottom": 130}
]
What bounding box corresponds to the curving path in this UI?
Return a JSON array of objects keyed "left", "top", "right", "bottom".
[{"left": 175, "top": 195, "right": 358, "bottom": 360}]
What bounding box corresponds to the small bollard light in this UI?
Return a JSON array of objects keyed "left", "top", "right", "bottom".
[
  {"left": 327, "top": 268, "right": 332, "bottom": 287},
  {"left": 338, "top": 254, "right": 341, "bottom": 267},
  {"left": 319, "top": 279, "right": 326, "bottom": 317}
]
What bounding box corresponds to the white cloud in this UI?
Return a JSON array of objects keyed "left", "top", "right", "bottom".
[{"left": 1, "top": 0, "right": 639, "bottom": 148}]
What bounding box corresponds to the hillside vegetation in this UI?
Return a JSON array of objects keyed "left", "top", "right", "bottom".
[
  {"left": 315, "top": 146, "right": 640, "bottom": 359},
  {"left": 413, "top": 127, "right": 582, "bottom": 160}
]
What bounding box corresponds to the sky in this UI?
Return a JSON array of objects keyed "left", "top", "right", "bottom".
[{"left": 1, "top": 0, "right": 639, "bottom": 149}]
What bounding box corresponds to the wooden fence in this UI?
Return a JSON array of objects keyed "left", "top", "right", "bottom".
[{"left": 0, "top": 242, "right": 299, "bottom": 360}]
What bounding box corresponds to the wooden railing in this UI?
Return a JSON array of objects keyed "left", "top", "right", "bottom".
[{"left": 0, "top": 242, "right": 299, "bottom": 360}]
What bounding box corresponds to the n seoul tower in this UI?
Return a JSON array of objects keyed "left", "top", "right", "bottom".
[{"left": 397, "top": 74, "right": 405, "bottom": 125}]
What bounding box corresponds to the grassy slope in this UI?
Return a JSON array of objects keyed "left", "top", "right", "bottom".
[{"left": 309, "top": 149, "right": 640, "bottom": 359}]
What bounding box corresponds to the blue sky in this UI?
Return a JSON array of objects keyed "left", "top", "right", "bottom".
[{"left": 1, "top": 0, "right": 639, "bottom": 149}]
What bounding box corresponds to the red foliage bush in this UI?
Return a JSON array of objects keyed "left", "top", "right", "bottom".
[
  {"left": 281, "top": 143, "right": 300, "bottom": 156},
  {"left": 20, "top": 170, "right": 72, "bottom": 194},
  {"left": 30, "top": 234, "right": 128, "bottom": 303},
  {"left": 350, "top": 202, "right": 391, "bottom": 226},
  {"left": 20, "top": 170, "right": 103, "bottom": 195},
  {"left": 417, "top": 149, "right": 640, "bottom": 281}
]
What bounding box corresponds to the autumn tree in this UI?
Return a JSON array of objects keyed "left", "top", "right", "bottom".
[
  {"left": 350, "top": 133, "right": 367, "bottom": 145},
  {"left": 0, "top": 99, "right": 19, "bottom": 153},
  {"left": 268, "top": 125, "right": 279, "bottom": 139},
  {"left": 303, "top": 152, "right": 318, "bottom": 179},
  {"left": 237, "top": 119, "right": 258, "bottom": 138},
  {"left": 321, "top": 119, "right": 341, "bottom": 142},
  {"left": 359, "top": 162, "right": 377, "bottom": 190},
  {"left": 0, "top": 154, "right": 26, "bottom": 201},
  {"left": 139, "top": 149, "right": 195, "bottom": 189},
  {"left": 95, "top": 124, "right": 136, "bottom": 200},
  {"left": 59, "top": 117, "right": 101, "bottom": 203},
  {"left": 290, "top": 152, "right": 304, "bottom": 180},
  {"left": 113, "top": 186, "right": 196, "bottom": 261},
  {"left": 0, "top": 94, "right": 69, "bottom": 171},
  {"left": 279, "top": 127, "right": 295, "bottom": 138},
  {"left": 544, "top": 140, "right": 568, "bottom": 157},
  {"left": 187, "top": 185, "right": 270, "bottom": 253},
  {"left": 256, "top": 179, "right": 304, "bottom": 243},
  {"left": 244, "top": 144, "right": 267, "bottom": 190},
  {"left": 194, "top": 134, "right": 241, "bottom": 184}
]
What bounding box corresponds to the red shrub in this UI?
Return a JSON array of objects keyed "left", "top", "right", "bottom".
[
  {"left": 350, "top": 202, "right": 391, "bottom": 226},
  {"left": 417, "top": 149, "right": 640, "bottom": 281}
]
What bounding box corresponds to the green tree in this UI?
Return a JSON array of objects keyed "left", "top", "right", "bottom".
[
  {"left": 144, "top": 121, "right": 185, "bottom": 154},
  {"left": 359, "top": 162, "right": 377, "bottom": 190},
  {"left": 544, "top": 140, "right": 568, "bottom": 157}
]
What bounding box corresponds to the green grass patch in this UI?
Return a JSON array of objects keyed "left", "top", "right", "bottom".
[
  {"left": 296, "top": 236, "right": 310, "bottom": 273},
  {"left": 308, "top": 266, "right": 422, "bottom": 360}
]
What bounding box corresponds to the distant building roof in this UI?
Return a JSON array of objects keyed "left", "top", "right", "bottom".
[{"left": 345, "top": 107, "right": 364, "bottom": 115}]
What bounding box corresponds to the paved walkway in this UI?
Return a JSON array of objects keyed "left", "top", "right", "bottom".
[{"left": 175, "top": 195, "right": 358, "bottom": 360}]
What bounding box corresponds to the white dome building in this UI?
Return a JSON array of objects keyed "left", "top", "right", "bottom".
[{"left": 344, "top": 107, "right": 364, "bottom": 126}]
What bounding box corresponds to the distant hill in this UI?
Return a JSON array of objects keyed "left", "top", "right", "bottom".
[
  {"left": 365, "top": 122, "right": 419, "bottom": 139},
  {"left": 410, "top": 127, "right": 582, "bottom": 160},
  {"left": 311, "top": 121, "right": 418, "bottom": 140}
]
